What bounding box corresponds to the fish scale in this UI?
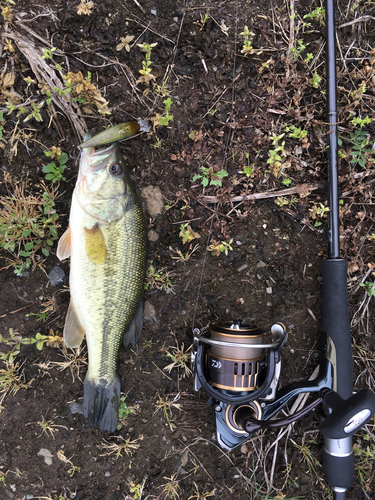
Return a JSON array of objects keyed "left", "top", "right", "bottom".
[{"left": 57, "top": 140, "right": 147, "bottom": 432}]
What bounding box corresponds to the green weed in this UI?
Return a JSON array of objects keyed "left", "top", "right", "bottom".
[
  {"left": 359, "top": 281, "right": 375, "bottom": 298},
  {"left": 207, "top": 239, "right": 233, "bottom": 256},
  {"left": 179, "top": 223, "right": 200, "bottom": 245},
  {"left": 240, "top": 26, "right": 255, "bottom": 56},
  {"left": 192, "top": 166, "right": 228, "bottom": 187},
  {"left": 43, "top": 149, "right": 68, "bottom": 183},
  {"left": 303, "top": 6, "right": 325, "bottom": 25},
  {"left": 0, "top": 328, "right": 63, "bottom": 364},
  {"left": 137, "top": 42, "right": 158, "bottom": 88},
  {"left": 344, "top": 127, "right": 374, "bottom": 168},
  {"left": 145, "top": 263, "right": 174, "bottom": 293},
  {"left": 0, "top": 180, "right": 59, "bottom": 275}
]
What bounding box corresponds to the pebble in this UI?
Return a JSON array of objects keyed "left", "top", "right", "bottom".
[
  {"left": 37, "top": 448, "right": 53, "bottom": 465},
  {"left": 141, "top": 185, "right": 164, "bottom": 217},
  {"left": 237, "top": 264, "right": 248, "bottom": 273},
  {"left": 144, "top": 300, "right": 157, "bottom": 324},
  {"left": 266, "top": 287, "right": 272, "bottom": 294},
  {"left": 147, "top": 229, "right": 159, "bottom": 242},
  {"left": 48, "top": 266, "right": 65, "bottom": 286},
  {"left": 256, "top": 261, "right": 267, "bottom": 268},
  {"left": 70, "top": 401, "right": 83, "bottom": 414},
  {"left": 105, "top": 471, "right": 111, "bottom": 477}
]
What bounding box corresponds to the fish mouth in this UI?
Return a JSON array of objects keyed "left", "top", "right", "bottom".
[{"left": 81, "top": 143, "right": 118, "bottom": 174}]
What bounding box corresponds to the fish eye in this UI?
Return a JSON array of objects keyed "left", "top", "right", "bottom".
[{"left": 109, "top": 163, "right": 122, "bottom": 176}]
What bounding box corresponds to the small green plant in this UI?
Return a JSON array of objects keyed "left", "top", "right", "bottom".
[
  {"left": 303, "top": 6, "right": 325, "bottom": 24},
  {"left": 57, "top": 449, "right": 81, "bottom": 477},
  {"left": 304, "top": 52, "right": 314, "bottom": 64},
  {"left": 207, "top": 239, "right": 233, "bottom": 256},
  {"left": 240, "top": 26, "right": 255, "bottom": 56},
  {"left": 163, "top": 336, "right": 192, "bottom": 377},
  {"left": 0, "top": 328, "right": 63, "bottom": 363},
  {"left": 42, "top": 47, "right": 57, "bottom": 60},
  {"left": 37, "top": 416, "right": 68, "bottom": 439},
  {"left": 200, "top": 9, "right": 210, "bottom": 28},
  {"left": 137, "top": 42, "right": 158, "bottom": 87},
  {"left": 170, "top": 244, "right": 199, "bottom": 263},
  {"left": 267, "top": 133, "right": 286, "bottom": 177},
  {"left": 100, "top": 435, "right": 143, "bottom": 460},
  {"left": 274, "top": 195, "right": 298, "bottom": 208},
  {"left": 145, "top": 263, "right": 174, "bottom": 293},
  {"left": 157, "top": 97, "right": 173, "bottom": 126},
  {"left": 351, "top": 115, "right": 372, "bottom": 128},
  {"left": 0, "top": 362, "right": 25, "bottom": 406},
  {"left": 310, "top": 70, "right": 322, "bottom": 88},
  {"left": 282, "top": 178, "right": 292, "bottom": 187},
  {"left": 0, "top": 181, "right": 59, "bottom": 274},
  {"left": 1, "top": 0, "right": 14, "bottom": 23},
  {"left": 284, "top": 125, "right": 308, "bottom": 141},
  {"left": 192, "top": 166, "right": 228, "bottom": 187},
  {"left": 117, "top": 395, "right": 132, "bottom": 430},
  {"left": 161, "top": 473, "right": 180, "bottom": 500},
  {"left": 309, "top": 202, "right": 329, "bottom": 227},
  {"left": 344, "top": 128, "right": 374, "bottom": 168},
  {"left": 359, "top": 281, "right": 375, "bottom": 298},
  {"left": 291, "top": 39, "right": 309, "bottom": 61},
  {"left": 179, "top": 223, "right": 200, "bottom": 245},
  {"left": 155, "top": 393, "right": 182, "bottom": 431},
  {"left": 43, "top": 149, "right": 68, "bottom": 183},
  {"left": 26, "top": 311, "right": 49, "bottom": 322},
  {"left": 239, "top": 152, "right": 254, "bottom": 177}
]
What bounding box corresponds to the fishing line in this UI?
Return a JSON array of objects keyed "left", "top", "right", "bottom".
[{"left": 192, "top": 0, "right": 239, "bottom": 332}]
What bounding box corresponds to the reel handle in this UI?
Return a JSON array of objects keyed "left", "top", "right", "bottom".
[{"left": 320, "top": 389, "right": 375, "bottom": 439}]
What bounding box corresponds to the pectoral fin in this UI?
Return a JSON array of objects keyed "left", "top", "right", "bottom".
[
  {"left": 123, "top": 298, "right": 144, "bottom": 348},
  {"left": 84, "top": 223, "right": 107, "bottom": 264},
  {"left": 63, "top": 301, "right": 85, "bottom": 348},
  {"left": 56, "top": 228, "right": 72, "bottom": 260}
]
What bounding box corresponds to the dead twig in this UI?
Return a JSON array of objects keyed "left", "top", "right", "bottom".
[
  {"left": 339, "top": 16, "right": 375, "bottom": 29},
  {"left": 200, "top": 182, "right": 323, "bottom": 204}
]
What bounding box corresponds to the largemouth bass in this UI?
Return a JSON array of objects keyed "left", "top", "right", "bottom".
[{"left": 57, "top": 137, "right": 147, "bottom": 432}]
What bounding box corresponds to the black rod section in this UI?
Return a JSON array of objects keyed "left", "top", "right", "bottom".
[{"left": 325, "top": 0, "right": 340, "bottom": 259}]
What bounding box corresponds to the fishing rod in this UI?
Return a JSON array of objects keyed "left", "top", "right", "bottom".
[{"left": 191, "top": 1, "right": 375, "bottom": 498}]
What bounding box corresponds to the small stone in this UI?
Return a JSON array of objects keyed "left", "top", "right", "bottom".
[
  {"left": 256, "top": 261, "right": 267, "bottom": 268},
  {"left": 237, "top": 264, "right": 248, "bottom": 273},
  {"left": 141, "top": 186, "right": 164, "bottom": 217},
  {"left": 105, "top": 471, "right": 111, "bottom": 477},
  {"left": 70, "top": 401, "right": 83, "bottom": 415},
  {"left": 144, "top": 301, "right": 157, "bottom": 324},
  {"left": 150, "top": 9, "right": 156, "bottom": 15},
  {"left": 4, "top": 489, "right": 15, "bottom": 500},
  {"left": 173, "top": 16, "right": 178, "bottom": 22},
  {"left": 241, "top": 444, "right": 249, "bottom": 454},
  {"left": 48, "top": 266, "right": 65, "bottom": 287},
  {"left": 38, "top": 448, "right": 53, "bottom": 465},
  {"left": 266, "top": 287, "right": 272, "bottom": 294},
  {"left": 147, "top": 229, "right": 159, "bottom": 242}
]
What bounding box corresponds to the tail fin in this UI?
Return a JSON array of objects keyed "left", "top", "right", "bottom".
[{"left": 83, "top": 374, "right": 121, "bottom": 432}]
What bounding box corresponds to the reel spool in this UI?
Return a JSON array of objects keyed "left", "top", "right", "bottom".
[
  {"left": 206, "top": 323, "right": 267, "bottom": 393},
  {"left": 192, "top": 320, "right": 287, "bottom": 449}
]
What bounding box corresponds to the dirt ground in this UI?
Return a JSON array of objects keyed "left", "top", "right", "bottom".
[{"left": 1, "top": 0, "right": 375, "bottom": 499}]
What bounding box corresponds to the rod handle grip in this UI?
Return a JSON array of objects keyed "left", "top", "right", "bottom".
[{"left": 320, "top": 259, "right": 353, "bottom": 399}]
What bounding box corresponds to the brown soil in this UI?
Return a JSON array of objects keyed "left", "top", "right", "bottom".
[{"left": 1, "top": 1, "right": 375, "bottom": 499}]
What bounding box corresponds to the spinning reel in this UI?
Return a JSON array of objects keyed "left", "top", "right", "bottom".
[{"left": 192, "top": 321, "right": 375, "bottom": 452}]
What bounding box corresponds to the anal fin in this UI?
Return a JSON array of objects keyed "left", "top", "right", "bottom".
[
  {"left": 56, "top": 228, "right": 72, "bottom": 261},
  {"left": 123, "top": 298, "right": 144, "bottom": 348},
  {"left": 63, "top": 301, "right": 85, "bottom": 348}
]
